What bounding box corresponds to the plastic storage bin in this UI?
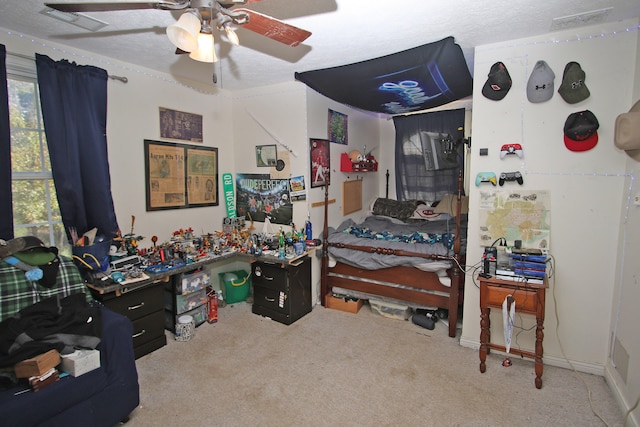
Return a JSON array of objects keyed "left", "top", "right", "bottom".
[
  {"left": 177, "top": 270, "right": 210, "bottom": 294},
  {"left": 218, "top": 270, "right": 251, "bottom": 304},
  {"left": 165, "top": 288, "right": 207, "bottom": 314}
]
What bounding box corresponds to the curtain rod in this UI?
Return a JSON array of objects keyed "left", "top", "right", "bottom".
[{"left": 6, "top": 51, "right": 128, "bottom": 83}]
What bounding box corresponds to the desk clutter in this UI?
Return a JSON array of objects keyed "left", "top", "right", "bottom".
[{"left": 87, "top": 217, "right": 318, "bottom": 288}]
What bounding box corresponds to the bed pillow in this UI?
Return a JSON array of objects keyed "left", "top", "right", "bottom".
[
  {"left": 409, "top": 205, "right": 443, "bottom": 221},
  {"left": 371, "top": 198, "right": 420, "bottom": 222}
]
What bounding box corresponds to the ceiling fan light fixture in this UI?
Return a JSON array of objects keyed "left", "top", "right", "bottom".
[
  {"left": 189, "top": 32, "right": 218, "bottom": 63},
  {"left": 166, "top": 10, "right": 201, "bottom": 52}
]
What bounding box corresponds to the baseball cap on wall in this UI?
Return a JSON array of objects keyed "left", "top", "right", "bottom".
[
  {"left": 614, "top": 99, "right": 640, "bottom": 161},
  {"left": 563, "top": 110, "right": 599, "bottom": 152},
  {"left": 558, "top": 62, "right": 590, "bottom": 104},
  {"left": 527, "top": 60, "right": 555, "bottom": 103},
  {"left": 482, "top": 62, "right": 512, "bottom": 101}
]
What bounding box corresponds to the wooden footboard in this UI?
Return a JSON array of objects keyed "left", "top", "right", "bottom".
[{"left": 327, "top": 262, "right": 461, "bottom": 337}]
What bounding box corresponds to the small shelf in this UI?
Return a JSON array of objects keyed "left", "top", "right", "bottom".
[{"left": 340, "top": 153, "right": 378, "bottom": 172}]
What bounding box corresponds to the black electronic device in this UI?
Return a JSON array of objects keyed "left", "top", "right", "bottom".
[
  {"left": 412, "top": 312, "right": 438, "bottom": 330},
  {"left": 499, "top": 171, "right": 524, "bottom": 186},
  {"left": 481, "top": 247, "right": 498, "bottom": 277}
]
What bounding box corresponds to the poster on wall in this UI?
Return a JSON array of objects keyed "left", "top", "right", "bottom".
[
  {"left": 144, "top": 140, "right": 218, "bottom": 211},
  {"left": 186, "top": 147, "right": 218, "bottom": 206},
  {"left": 310, "top": 138, "right": 330, "bottom": 188},
  {"left": 478, "top": 190, "right": 551, "bottom": 250},
  {"left": 159, "top": 107, "right": 203, "bottom": 142},
  {"left": 144, "top": 141, "right": 186, "bottom": 210},
  {"left": 328, "top": 109, "right": 348, "bottom": 144},
  {"left": 289, "top": 176, "right": 307, "bottom": 201},
  {"left": 235, "top": 173, "right": 292, "bottom": 225}
]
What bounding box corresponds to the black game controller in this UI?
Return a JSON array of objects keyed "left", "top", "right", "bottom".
[{"left": 499, "top": 171, "right": 523, "bottom": 186}]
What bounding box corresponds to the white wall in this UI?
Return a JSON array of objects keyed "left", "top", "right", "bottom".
[
  {"left": 462, "top": 19, "right": 639, "bottom": 383},
  {"left": 606, "top": 21, "right": 640, "bottom": 426}
]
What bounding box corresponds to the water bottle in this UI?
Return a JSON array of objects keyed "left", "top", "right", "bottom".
[
  {"left": 278, "top": 229, "right": 285, "bottom": 259},
  {"left": 305, "top": 218, "right": 312, "bottom": 241}
]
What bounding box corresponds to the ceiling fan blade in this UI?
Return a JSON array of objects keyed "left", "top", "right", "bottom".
[
  {"left": 233, "top": 8, "right": 311, "bottom": 47},
  {"left": 45, "top": 1, "right": 190, "bottom": 13}
]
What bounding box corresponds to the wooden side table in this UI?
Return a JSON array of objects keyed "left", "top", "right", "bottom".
[{"left": 479, "top": 275, "right": 548, "bottom": 389}]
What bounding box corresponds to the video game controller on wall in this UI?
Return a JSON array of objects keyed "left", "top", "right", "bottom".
[
  {"left": 476, "top": 172, "right": 497, "bottom": 186},
  {"left": 500, "top": 143, "right": 524, "bottom": 159},
  {"left": 499, "top": 171, "right": 524, "bottom": 186}
]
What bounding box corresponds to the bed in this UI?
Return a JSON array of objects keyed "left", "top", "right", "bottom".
[{"left": 321, "top": 173, "right": 467, "bottom": 337}]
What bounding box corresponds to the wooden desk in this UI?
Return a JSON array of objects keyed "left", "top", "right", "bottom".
[{"left": 479, "top": 275, "right": 548, "bottom": 389}]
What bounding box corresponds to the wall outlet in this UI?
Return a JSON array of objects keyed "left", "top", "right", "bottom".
[{"left": 634, "top": 194, "right": 640, "bottom": 206}]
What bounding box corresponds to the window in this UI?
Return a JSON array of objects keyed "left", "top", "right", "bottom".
[{"left": 7, "top": 60, "right": 70, "bottom": 254}]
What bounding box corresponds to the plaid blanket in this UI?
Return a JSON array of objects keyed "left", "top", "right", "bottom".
[{"left": 0, "top": 255, "right": 92, "bottom": 322}]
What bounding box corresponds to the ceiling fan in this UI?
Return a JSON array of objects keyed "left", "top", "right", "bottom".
[{"left": 44, "top": 0, "right": 312, "bottom": 63}]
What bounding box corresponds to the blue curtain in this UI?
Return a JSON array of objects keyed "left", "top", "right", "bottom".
[
  {"left": 35, "top": 54, "right": 119, "bottom": 243},
  {"left": 393, "top": 109, "right": 465, "bottom": 202},
  {"left": 0, "top": 45, "right": 13, "bottom": 240}
]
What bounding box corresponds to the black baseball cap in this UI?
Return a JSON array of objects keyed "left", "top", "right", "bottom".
[
  {"left": 482, "top": 62, "right": 512, "bottom": 101},
  {"left": 563, "top": 110, "right": 599, "bottom": 152}
]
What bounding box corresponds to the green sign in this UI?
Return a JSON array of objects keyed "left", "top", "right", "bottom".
[{"left": 222, "top": 173, "right": 236, "bottom": 218}]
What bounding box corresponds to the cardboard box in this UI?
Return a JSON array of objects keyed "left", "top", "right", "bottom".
[
  {"left": 325, "top": 294, "right": 364, "bottom": 314},
  {"left": 14, "top": 349, "right": 61, "bottom": 378},
  {"left": 60, "top": 349, "right": 101, "bottom": 377}
]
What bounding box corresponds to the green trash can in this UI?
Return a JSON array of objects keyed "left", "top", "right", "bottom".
[{"left": 218, "top": 270, "right": 251, "bottom": 304}]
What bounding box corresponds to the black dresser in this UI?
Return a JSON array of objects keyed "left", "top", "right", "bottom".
[
  {"left": 91, "top": 282, "right": 167, "bottom": 359},
  {"left": 251, "top": 255, "right": 312, "bottom": 325}
]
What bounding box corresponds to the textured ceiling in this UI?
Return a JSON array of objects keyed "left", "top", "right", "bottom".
[{"left": 0, "top": 0, "right": 639, "bottom": 91}]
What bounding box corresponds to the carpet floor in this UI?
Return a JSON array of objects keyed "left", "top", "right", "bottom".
[{"left": 127, "top": 302, "right": 622, "bottom": 427}]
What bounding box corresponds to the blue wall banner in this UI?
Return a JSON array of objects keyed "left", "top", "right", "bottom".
[{"left": 295, "top": 37, "right": 472, "bottom": 115}]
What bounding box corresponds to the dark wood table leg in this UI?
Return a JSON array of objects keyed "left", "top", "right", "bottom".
[
  {"left": 479, "top": 307, "right": 490, "bottom": 373},
  {"left": 534, "top": 314, "right": 544, "bottom": 389}
]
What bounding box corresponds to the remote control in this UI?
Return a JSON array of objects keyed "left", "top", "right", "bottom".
[
  {"left": 500, "top": 143, "right": 524, "bottom": 159},
  {"left": 476, "top": 172, "right": 497, "bottom": 186},
  {"left": 499, "top": 171, "right": 524, "bottom": 186}
]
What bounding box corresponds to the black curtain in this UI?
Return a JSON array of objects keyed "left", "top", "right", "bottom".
[
  {"left": 35, "top": 54, "right": 119, "bottom": 243},
  {"left": 393, "top": 109, "right": 465, "bottom": 202},
  {"left": 0, "top": 45, "right": 13, "bottom": 240}
]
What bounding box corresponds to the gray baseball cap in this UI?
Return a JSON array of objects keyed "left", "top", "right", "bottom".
[{"left": 527, "top": 60, "right": 555, "bottom": 103}]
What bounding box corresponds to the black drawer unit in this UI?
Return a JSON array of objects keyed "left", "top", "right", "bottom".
[
  {"left": 251, "top": 255, "right": 312, "bottom": 325},
  {"left": 93, "top": 283, "right": 167, "bottom": 359}
]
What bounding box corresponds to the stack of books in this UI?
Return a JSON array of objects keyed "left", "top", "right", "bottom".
[
  {"left": 29, "top": 368, "right": 60, "bottom": 392},
  {"left": 495, "top": 253, "right": 548, "bottom": 284}
]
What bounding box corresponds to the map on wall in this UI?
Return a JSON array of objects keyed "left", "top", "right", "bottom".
[{"left": 478, "top": 190, "right": 551, "bottom": 250}]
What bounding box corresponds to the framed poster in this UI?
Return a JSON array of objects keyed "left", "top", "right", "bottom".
[
  {"left": 235, "top": 174, "right": 292, "bottom": 225},
  {"left": 310, "top": 138, "right": 330, "bottom": 188},
  {"left": 328, "top": 109, "right": 348, "bottom": 144},
  {"left": 186, "top": 146, "right": 219, "bottom": 206},
  {"left": 159, "top": 107, "right": 203, "bottom": 142},
  {"left": 144, "top": 140, "right": 218, "bottom": 211},
  {"left": 255, "top": 144, "right": 277, "bottom": 167}
]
